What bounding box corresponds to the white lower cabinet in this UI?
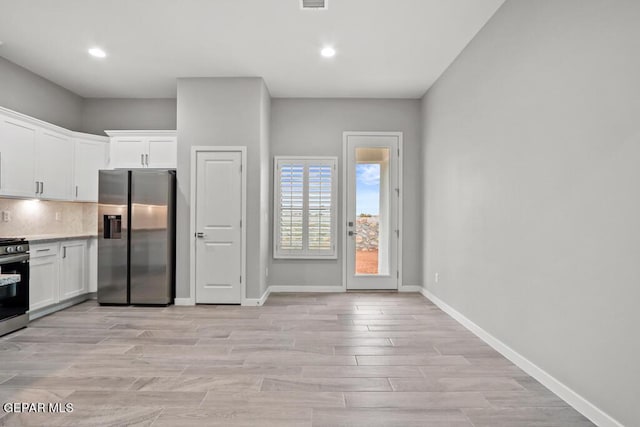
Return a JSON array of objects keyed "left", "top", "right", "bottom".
[
  {"left": 29, "top": 244, "right": 59, "bottom": 311},
  {"left": 30, "top": 239, "right": 90, "bottom": 313},
  {"left": 59, "top": 240, "right": 87, "bottom": 300}
]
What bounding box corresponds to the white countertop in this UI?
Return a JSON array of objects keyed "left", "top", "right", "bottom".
[{"left": 20, "top": 234, "right": 98, "bottom": 244}]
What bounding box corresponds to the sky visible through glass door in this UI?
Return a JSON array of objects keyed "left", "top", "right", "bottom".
[{"left": 356, "top": 163, "right": 380, "bottom": 215}]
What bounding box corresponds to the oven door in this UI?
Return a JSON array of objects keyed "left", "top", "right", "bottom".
[{"left": 0, "top": 253, "right": 29, "bottom": 321}]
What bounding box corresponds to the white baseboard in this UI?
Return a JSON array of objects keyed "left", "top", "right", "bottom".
[
  {"left": 242, "top": 287, "right": 271, "bottom": 306},
  {"left": 398, "top": 285, "right": 423, "bottom": 293},
  {"left": 174, "top": 297, "right": 195, "bottom": 306},
  {"left": 269, "top": 285, "right": 345, "bottom": 293},
  {"left": 419, "top": 287, "right": 622, "bottom": 427}
]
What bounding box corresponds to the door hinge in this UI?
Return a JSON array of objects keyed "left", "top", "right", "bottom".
[{"left": 395, "top": 229, "right": 400, "bottom": 238}]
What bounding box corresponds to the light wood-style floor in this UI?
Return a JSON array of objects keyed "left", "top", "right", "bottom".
[{"left": 0, "top": 292, "right": 593, "bottom": 426}]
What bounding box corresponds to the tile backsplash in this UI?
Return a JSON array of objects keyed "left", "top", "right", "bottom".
[{"left": 0, "top": 198, "right": 97, "bottom": 237}]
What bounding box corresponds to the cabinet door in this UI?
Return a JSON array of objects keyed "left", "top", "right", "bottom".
[
  {"left": 74, "top": 139, "right": 108, "bottom": 201},
  {"left": 59, "top": 241, "right": 87, "bottom": 301},
  {"left": 29, "top": 255, "right": 59, "bottom": 311},
  {"left": 110, "top": 137, "right": 147, "bottom": 168},
  {"left": 37, "top": 130, "right": 74, "bottom": 200},
  {"left": 147, "top": 137, "right": 177, "bottom": 168},
  {"left": 0, "top": 115, "right": 37, "bottom": 197}
]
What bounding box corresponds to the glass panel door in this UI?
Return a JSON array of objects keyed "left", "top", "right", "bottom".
[{"left": 346, "top": 134, "right": 399, "bottom": 290}]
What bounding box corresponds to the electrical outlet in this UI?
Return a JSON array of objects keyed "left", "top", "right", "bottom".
[
  {"left": 55, "top": 212, "right": 62, "bottom": 221},
  {"left": 435, "top": 273, "right": 439, "bottom": 283},
  {"left": 2, "top": 211, "right": 10, "bottom": 222}
]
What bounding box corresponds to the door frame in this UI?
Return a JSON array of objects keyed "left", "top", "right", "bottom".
[
  {"left": 342, "top": 132, "right": 403, "bottom": 291},
  {"left": 189, "top": 146, "right": 247, "bottom": 305}
]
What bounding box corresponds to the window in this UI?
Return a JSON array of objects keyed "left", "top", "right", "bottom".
[{"left": 274, "top": 157, "right": 337, "bottom": 259}]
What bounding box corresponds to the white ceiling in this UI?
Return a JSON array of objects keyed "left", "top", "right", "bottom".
[{"left": 0, "top": 0, "right": 504, "bottom": 98}]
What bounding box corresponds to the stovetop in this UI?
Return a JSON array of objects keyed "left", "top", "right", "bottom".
[{"left": 0, "top": 238, "right": 26, "bottom": 245}]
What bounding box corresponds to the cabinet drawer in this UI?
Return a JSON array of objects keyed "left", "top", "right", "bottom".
[{"left": 30, "top": 243, "right": 59, "bottom": 258}]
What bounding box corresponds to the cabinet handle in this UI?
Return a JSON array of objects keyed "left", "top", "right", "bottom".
[
  {"left": 35, "top": 181, "right": 39, "bottom": 195},
  {"left": 141, "top": 154, "right": 144, "bottom": 166},
  {"left": 63, "top": 246, "right": 67, "bottom": 258},
  {"left": 41, "top": 181, "right": 44, "bottom": 194},
  {"left": 145, "top": 154, "right": 149, "bottom": 166},
  {"left": 75, "top": 185, "right": 78, "bottom": 198},
  {"left": 36, "top": 248, "right": 51, "bottom": 252}
]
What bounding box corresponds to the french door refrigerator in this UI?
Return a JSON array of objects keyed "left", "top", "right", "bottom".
[{"left": 97, "top": 169, "right": 176, "bottom": 305}]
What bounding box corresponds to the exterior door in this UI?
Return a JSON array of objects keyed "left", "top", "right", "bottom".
[
  {"left": 345, "top": 133, "right": 400, "bottom": 290},
  {"left": 195, "top": 151, "right": 243, "bottom": 304}
]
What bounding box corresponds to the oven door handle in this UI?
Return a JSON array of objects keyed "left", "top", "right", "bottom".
[{"left": 0, "top": 253, "right": 30, "bottom": 264}]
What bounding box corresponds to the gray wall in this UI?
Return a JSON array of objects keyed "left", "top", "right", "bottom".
[
  {"left": 176, "top": 78, "right": 270, "bottom": 300},
  {"left": 259, "top": 85, "right": 271, "bottom": 297},
  {"left": 270, "top": 98, "right": 422, "bottom": 287},
  {"left": 0, "top": 56, "right": 83, "bottom": 130},
  {"left": 81, "top": 98, "right": 177, "bottom": 135},
  {"left": 421, "top": 1, "right": 640, "bottom": 425}
]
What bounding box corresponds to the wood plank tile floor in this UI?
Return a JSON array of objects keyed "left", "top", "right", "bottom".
[{"left": 0, "top": 292, "right": 594, "bottom": 426}]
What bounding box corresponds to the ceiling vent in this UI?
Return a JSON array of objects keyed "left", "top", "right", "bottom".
[{"left": 301, "top": 0, "right": 327, "bottom": 10}]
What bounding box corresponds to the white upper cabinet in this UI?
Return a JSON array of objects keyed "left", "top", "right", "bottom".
[
  {"left": 37, "top": 129, "right": 74, "bottom": 200},
  {"left": 107, "top": 131, "right": 177, "bottom": 169},
  {"left": 0, "top": 114, "right": 37, "bottom": 198},
  {"left": 110, "top": 137, "right": 148, "bottom": 168},
  {"left": 73, "top": 135, "right": 109, "bottom": 202},
  {"left": 0, "top": 107, "right": 110, "bottom": 201}
]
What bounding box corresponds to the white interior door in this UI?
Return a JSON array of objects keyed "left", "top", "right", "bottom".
[
  {"left": 195, "top": 151, "right": 243, "bottom": 304},
  {"left": 345, "top": 133, "right": 400, "bottom": 290}
]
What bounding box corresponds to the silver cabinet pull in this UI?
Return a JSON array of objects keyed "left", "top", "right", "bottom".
[
  {"left": 36, "top": 248, "right": 50, "bottom": 252},
  {"left": 40, "top": 181, "right": 44, "bottom": 195},
  {"left": 145, "top": 154, "right": 149, "bottom": 166},
  {"left": 63, "top": 246, "right": 67, "bottom": 258},
  {"left": 75, "top": 185, "right": 78, "bottom": 198},
  {"left": 141, "top": 154, "right": 144, "bottom": 166},
  {"left": 35, "top": 181, "right": 39, "bottom": 194}
]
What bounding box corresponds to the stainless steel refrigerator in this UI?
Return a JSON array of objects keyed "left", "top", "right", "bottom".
[{"left": 97, "top": 170, "right": 176, "bottom": 305}]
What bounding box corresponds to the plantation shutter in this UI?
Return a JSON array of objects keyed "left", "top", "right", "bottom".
[
  {"left": 275, "top": 158, "right": 337, "bottom": 259},
  {"left": 278, "top": 163, "right": 305, "bottom": 251}
]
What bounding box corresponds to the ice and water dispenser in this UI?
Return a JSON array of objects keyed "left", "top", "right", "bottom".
[{"left": 103, "top": 215, "right": 122, "bottom": 239}]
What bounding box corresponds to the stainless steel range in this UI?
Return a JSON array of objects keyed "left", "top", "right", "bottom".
[{"left": 0, "top": 238, "right": 29, "bottom": 337}]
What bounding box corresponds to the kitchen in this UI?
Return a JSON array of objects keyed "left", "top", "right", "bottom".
[{"left": 0, "top": 1, "right": 637, "bottom": 426}]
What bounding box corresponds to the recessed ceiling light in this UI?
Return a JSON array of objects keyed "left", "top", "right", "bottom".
[
  {"left": 88, "top": 47, "right": 107, "bottom": 58},
  {"left": 321, "top": 46, "right": 336, "bottom": 58}
]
